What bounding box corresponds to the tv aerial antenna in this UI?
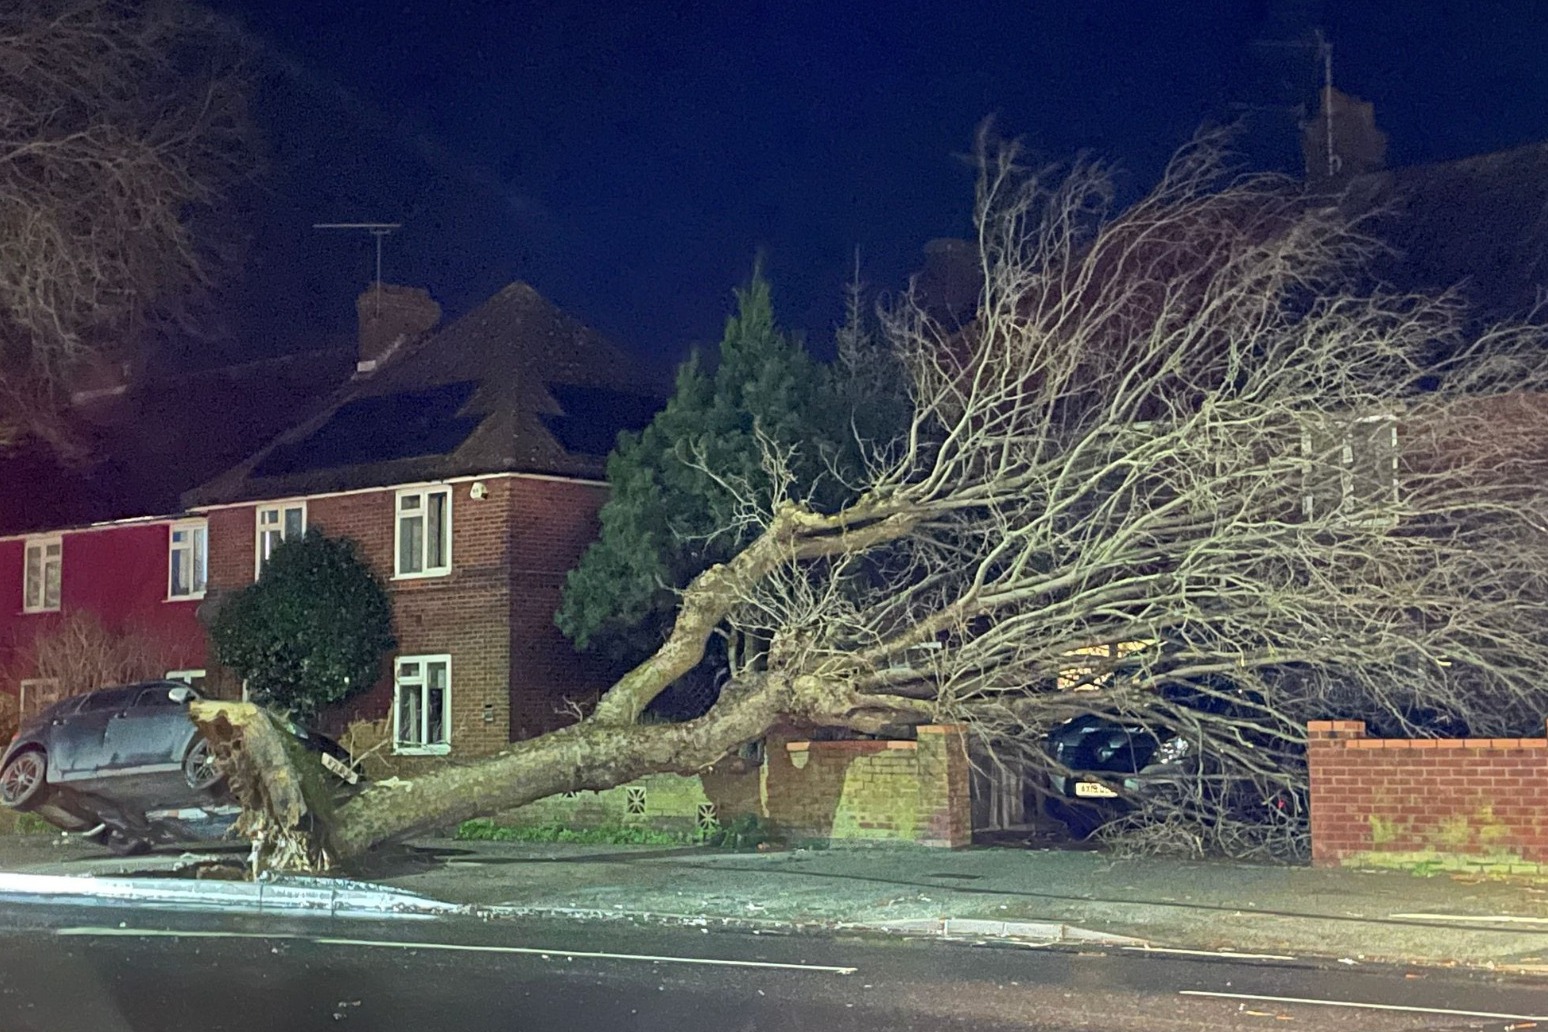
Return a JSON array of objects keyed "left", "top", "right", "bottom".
[{"left": 313, "top": 222, "right": 403, "bottom": 316}]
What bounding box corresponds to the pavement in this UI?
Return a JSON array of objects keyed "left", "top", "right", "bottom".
[{"left": 9, "top": 832, "right": 1548, "bottom": 972}]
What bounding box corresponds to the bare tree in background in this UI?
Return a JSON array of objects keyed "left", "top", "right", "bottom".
[
  {"left": 0, "top": 0, "right": 254, "bottom": 445},
  {"left": 31, "top": 612, "right": 163, "bottom": 711},
  {"left": 191, "top": 129, "right": 1548, "bottom": 870}
]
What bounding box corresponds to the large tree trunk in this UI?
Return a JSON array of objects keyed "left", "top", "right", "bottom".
[
  {"left": 193, "top": 498, "right": 914, "bottom": 871},
  {"left": 193, "top": 675, "right": 801, "bottom": 867}
]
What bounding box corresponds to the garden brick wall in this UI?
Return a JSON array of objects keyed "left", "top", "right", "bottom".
[
  {"left": 202, "top": 473, "right": 612, "bottom": 764},
  {"left": 494, "top": 725, "right": 973, "bottom": 848},
  {"left": 1308, "top": 719, "right": 1548, "bottom": 874}
]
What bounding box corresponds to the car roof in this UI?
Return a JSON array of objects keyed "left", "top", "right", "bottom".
[{"left": 30, "top": 680, "right": 196, "bottom": 719}]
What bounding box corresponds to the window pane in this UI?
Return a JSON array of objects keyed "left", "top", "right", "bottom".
[
  {"left": 427, "top": 492, "right": 447, "bottom": 568},
  {"left": 427, "top": 661, "right": 448, "bottom": 690},
  {"left": 427, "top": 685, "right": 445, "bottom": 745},
  {"left": 24, "top": 548, "right": 40, "bottom": 609},
  {"left": 400, "top": 515, "right": 423, "bottom": 573},
  {"left": 259, "top": 508, "right": 278, "bottom": 527},
  {"left": 171, "top": 548, "right": 188, "bottom": 595},
  {"left": 400, "top": 494, "right": 421, "bottom": 512},
  {"left": 43, "top": 555, "right": 60, "bottom": 609},
  {"left": 283, "top": 507, "right": 304, "bottom": 538},
  {"left": 172, "top": 528, "right": 188, "bottom": 544},
  {"left": 398, "top": 661, "right": 420, "bottom": 679},
  {"left": 44, "top": 543, "right": 59, "bottom": 558},
  {"left": 396, "top": 687, "right": 421, "bottom": 746},
  {"left": 193, "top": 529, "right": 207, "bottom": 592}
]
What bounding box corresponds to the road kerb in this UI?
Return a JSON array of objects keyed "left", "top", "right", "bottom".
[{"left": 0, "top": 871, "right": 460, "bottom": 917}]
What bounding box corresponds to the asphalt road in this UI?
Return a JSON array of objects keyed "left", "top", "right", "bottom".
[{"left": 1, "top": 903, "right": 1547, "bottom": 1031}]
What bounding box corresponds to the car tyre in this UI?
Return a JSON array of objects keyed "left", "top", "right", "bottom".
[
  {"left": 182, "top": 737, "right": 222, "bottom": 792},
  {"left": 0, "top": 748, "right": 48, "bottom": 811}
]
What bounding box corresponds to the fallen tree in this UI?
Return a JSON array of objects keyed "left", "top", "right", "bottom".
[{"left": 200, "top": 129, "right": 1548, "bottom": 869}]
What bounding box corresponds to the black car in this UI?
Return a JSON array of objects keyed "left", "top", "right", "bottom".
[
  {"left": 1043, "top": 713, "right": 1192, "bottom": 836},
  {"left": 0, "top": 681, "right": 357, "bottom": 855}
]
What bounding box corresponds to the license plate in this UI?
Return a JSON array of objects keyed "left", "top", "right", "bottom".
[
  {"left": 321, "top": 752, "right": 359, "bottom": 785},
  {"left": 1074, "top": 780, "right": 1117, "bottom": 798}
]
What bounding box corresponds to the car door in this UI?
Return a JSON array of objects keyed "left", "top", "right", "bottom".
[
  {"left": 53, "top": 688, "right": 135, "bottom": 781},
  {"left": 104, "top": 685, "right": 191, "bottom": 774}
]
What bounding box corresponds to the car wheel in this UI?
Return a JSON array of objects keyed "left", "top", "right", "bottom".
[
  {"left": 0, "top": 748, "right": 47, "bottom": 811},
  {"left": 182, "top": 738, "right": 222, "bottom": 792},
  {"left": 105, "top": 830, "right": 151, "bottom": 856}
]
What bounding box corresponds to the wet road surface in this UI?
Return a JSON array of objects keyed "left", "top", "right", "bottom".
[{"left": 0, "top": 902, "right": 1545, "bottom": 1030}]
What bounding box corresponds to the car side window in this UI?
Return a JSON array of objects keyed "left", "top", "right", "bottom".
[
  {"left": 135, "top": 687, "right": 180, "bottom": 708},
  {"left": 76, "top": 689, "right": 134, "bottom": 713}
]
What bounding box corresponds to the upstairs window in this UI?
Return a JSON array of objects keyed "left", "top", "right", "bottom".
[
  {"left": 168, "top": 520, "right": 207, "bottom": 599},
  {"left": 1303, "top": 414, "right": 1399, "bottom": 523},
  {"left": 256, "top": 502, "right": 306, "bottom": 577},
  {"left": 395, "top": 487, "right": 451, "bottom": 577},
  {"left": 22, "top": 537, "right": 61, "bottom": 612}
]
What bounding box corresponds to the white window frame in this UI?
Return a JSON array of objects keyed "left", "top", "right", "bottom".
[
  {"left": 18, "top": 678, "right": 60, "bottom": 720},
  {"left": 21, "top": 536, "right": 61, "bottom": 613},
  {"left": 167, "top": 519, "right": 208, "bottom": 600},
  {"left": 165, "top": 669, "right": 207, "bottom": 692},
  {"left": 393, "top": 654, "right": 451, "bottom": 755},
  {"left": 394, "top": 486, "right": 452, "bottom": 579},
  {"left": 1301, "top": 413, "right": 1399, "bottom": 525},
  {"left": 255, "top": 501, "right": 307, "bottom": 578}
]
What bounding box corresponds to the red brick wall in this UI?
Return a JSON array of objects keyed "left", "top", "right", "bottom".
[
  {"left": 762, "top": 725, "right": 971, "bottom": 848},
  {"left": 1308, "top": 719, "right": 1548, "bottom": 871},
  {"left": 507, "top": 477, "right": 614, "bottom": 740},
  {"left": 208, "top": 475, "right": 607, "bottom": 762}
]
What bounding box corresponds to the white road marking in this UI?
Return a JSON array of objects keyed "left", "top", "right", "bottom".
[
  {"left": 56, "top": 926, "right": 857, "bottom": 975},
  {"left": 59, "top": 928, "right": 265, "bottom": 940},
  {"left": 1389, "top": 912, "right": 1548, "bottom": 925},
  {"left": 1122, "top": 945, "right": 1298, "bottom": 962},
  {"left": 1179, "top": 989, "right": 1548, "bottom": 1022}
]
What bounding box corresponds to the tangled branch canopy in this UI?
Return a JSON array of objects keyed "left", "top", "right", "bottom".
[
  {"left": 217, "top": 130, "right": 1548, "bottom": 864},
  {"left": 0, "top": 0, "right": 253, "bottom": 396}
]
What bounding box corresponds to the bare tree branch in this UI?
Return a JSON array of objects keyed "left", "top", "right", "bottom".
[
  {"left": 0, "top": 0, "right": 255, "bottom": 440},
  {"left": 217, "top": 128, "right": 1548, "bottom": 866}
]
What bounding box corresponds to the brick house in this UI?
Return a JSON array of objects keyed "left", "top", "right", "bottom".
[
  {"left": 183, "top": 282, "right": 660, "bottom": 766},
  {"left": 0, "top": 280, "right": 658, "bottom": 770},
  {"left": 0, "top": 348, "right": 356, "bottom": 729}
]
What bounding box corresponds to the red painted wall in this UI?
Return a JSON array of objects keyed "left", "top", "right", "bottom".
[{"left": 0, "top": 522, "right": 209, "bottom": 698}]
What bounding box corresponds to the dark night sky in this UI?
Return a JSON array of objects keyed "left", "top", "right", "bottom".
[{"left": 211, "top": 0, "right": 1548, "bottom": 370}]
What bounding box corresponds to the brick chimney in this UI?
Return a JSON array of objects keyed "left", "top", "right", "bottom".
[
  {"left": 355, "top": 284, "right": 441, "bottom": 376},
  {"left": 1302, "top": 86, "right": 1387, "bottom": 193}
]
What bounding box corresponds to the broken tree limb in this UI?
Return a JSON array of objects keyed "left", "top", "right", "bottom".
[{"left": 189, "top": 700, "right": 339, "bottom": 873}]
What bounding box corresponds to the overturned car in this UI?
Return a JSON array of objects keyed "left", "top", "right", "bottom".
[{"left": 0, "top": 680, "right": 359, "bottom": 855}]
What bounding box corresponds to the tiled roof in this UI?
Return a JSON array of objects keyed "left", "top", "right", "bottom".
[
  {"left": 186, "top": 282, "right": 662, "bottom": 506},
  {"left": 0, "top": 348, "right": 354, "bottom": 537},
  {"left": 1346, "top": 142, "right": 1548, "bottom": 321}
]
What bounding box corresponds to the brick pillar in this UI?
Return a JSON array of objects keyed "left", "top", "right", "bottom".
[
  {"left": 1307, "top": 719, "right": 1366, "bottom": 866},
  {"left": 916, "top": 724, "right": 971, "bottom": 848}
]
